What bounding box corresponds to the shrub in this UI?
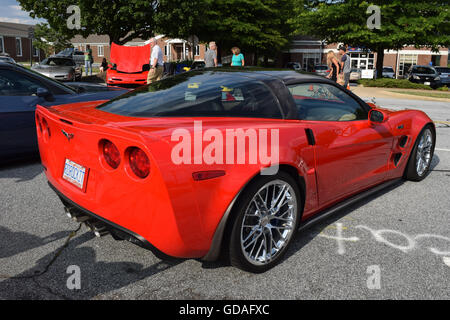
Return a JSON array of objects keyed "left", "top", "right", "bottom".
[
  {"left": 437, "top": 86, "right": 449, "bottom": 91},
  {"left": 357, "top": 78, "right": 433, "bottom": 90}
]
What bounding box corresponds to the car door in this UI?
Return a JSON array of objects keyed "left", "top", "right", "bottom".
[
  {"left": 287, "top": 82, "right": 394, "bottom": 207},
  {"left": 0, "top": 69, "right": 52, "bottom": 159}
]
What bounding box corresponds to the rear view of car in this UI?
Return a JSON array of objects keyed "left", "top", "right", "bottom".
[
  {"left": 435, "top": 67, "right": 450, "bottom": 86},
  {"left": 312, "top": 64, "right": 330, "bottom": 77},
  {"left": 382, "top": 66, "right": 395, "bottom": 78},
  {"left": 349, "top": 68, "right": 362, "bottom": 81}
]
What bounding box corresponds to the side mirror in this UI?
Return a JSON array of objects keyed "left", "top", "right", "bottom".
[
  {"left": 36, "top": 87, "right": 52, "bottom": 100},
  {"left": 369, "top": 109, "right": 389, "bottom": 124}
]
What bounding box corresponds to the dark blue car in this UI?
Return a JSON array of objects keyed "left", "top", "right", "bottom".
[{"left": 0, "top": 62, "right": 128, "bottom": 163}]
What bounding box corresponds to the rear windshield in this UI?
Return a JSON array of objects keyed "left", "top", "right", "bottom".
[
  {"left": 97, "top": 72, "right": 283, "bottom": 118},
  {"left": 412, "top": 67, "right": 435, "bottom": 74},
  {"left": 435, "top": 67, "right": 450, "bottom": 73},
  {"left": 314, "top": 65, "right": 328, "bottom": 70}
]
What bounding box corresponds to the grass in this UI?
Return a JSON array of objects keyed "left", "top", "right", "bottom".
[
  {"left": 358, "top": 78, "right": 433, "bottom": 90},
  {"left": 388, "top": 90, "right": 450, "bottom": 99}
]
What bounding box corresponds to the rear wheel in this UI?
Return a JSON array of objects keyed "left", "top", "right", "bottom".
[
  {"left": 229, "top": 172, "right": 301, "bottom": 273},
  {"left": 404, "top": 125, "right": 435, "bottom": 181}
]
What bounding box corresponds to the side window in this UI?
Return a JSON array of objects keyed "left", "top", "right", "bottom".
[
  {"left": 288, "top": 83, "right": 367, "bottom": 121},
  {"left": 0, "top": 69, "right": 47, "bottom": 96}
]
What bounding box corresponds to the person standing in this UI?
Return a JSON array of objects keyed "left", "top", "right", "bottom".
[
  {"left": 339, "top": 46, "right": 351, "bottom": 88},
  {"left": 326, "top": 51, "right": 340, "bottom": 82},
  {"left": 147, "top": 38, "right": 164, "bottom": 84},
  {"left": 231, "top": 47, "right": 244, "bottom": 67},
  {"left": 84, "top": 45, "right": 93, "bottom": 76},
  {"left": 205, "top": 41, "right": 218, "bottom": 68}
]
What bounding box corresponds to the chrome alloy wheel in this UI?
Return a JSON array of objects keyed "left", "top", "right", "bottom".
[
  {"left": 240, "top": 180, "right": 297, "bottom": 265},
  {"left": 416, "top": 128, "right": 433, "bottom": 176}
]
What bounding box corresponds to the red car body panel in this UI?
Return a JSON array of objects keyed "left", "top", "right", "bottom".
[
  {"left": 36, "top": 98, "right": 433, "bottom": 259},
  {"left": 106, "top": 42, "right": 151, "bottom": 86}
]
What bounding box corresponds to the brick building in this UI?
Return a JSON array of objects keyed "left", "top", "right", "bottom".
[
  {"left": 71, "top": 34, "right": 207, "bottom": 65},
  {"left": 0, "top": 22, "right": 44, "bottom": 63},
  {"left": 284, "top": 35, "right": 449, "bottom": 78}
]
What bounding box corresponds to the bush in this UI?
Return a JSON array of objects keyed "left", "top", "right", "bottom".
[
  {"left": 357, "top": 78, "right": 433, "bottom": 90},
  {"left": 437, "top": 86, "right": 449, "bottom": 91}
]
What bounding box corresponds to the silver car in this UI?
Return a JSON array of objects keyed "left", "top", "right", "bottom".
[
  {"left": 350, "top": 68, "right": 362, "bottom": 81},
  {"left": 382, "top": 66, "right": 395, "bottom": 78},
  {"left": 313, "top": 64, "right": 330, "bottom": 77},
  {"left": 31, "top": 57, "right": 82, "bottom": 82}
]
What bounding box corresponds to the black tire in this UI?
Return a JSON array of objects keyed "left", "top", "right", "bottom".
[
  {"left": 404, "top": 124, "right": 435, "bottom": 181},
  {"left": 229, "top": 172, "right": 302, "bottom": 273}
]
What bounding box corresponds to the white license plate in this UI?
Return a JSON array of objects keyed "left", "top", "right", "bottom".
[
  {"left": 62, "top": 159, "right": 87, "bottom": 190},
  {"left": 424, "top": 82, "right": 431, "bottom": 86}
]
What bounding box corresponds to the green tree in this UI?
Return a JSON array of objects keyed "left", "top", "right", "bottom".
[
  {"left": 33, "top": 23, "right": 72, "bottom": 57},
  {"left": 299, "top": 0, "right": 450, "bottom": 76},
  {"left": 155, "top": 0, "right": 303, "bottom": 64},
  {"left": 18, "top": 0, "right": 158, "bottom": 45}
]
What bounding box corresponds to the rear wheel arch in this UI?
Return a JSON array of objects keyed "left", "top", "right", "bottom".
[{"left": 217, "top": 164, "right": 306, "bottom": 261}]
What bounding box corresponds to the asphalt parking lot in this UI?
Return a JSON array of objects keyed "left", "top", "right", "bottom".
[{"left": 0, "top": 97, "right": 449, "bottom": 300}]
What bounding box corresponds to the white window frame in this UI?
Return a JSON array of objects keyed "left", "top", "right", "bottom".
[
  {"left": 194, "top": 45, "right": 200, "bottom": 56},
  {"left": 16, "top": 37, "right": 22, "bottom": 57},
  {"left": 0, "top": 36, "right": 4, "bottom": 53},
  {"left": 98, "top": 45, "right": 104, "bottom": 57}
]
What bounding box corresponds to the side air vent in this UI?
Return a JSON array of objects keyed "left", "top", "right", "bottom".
[
  {"left": 393, "top": 153, "right": 402, "bottom": 166},
  {"left": 399, "top": 136, "right": 408, "bottom": 148}
]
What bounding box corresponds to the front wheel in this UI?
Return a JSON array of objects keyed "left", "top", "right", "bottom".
[
  {"left": 404, "top": 125, "right": 435, "bottom": 181},
  {"left": 229, "top": 173, "right": 301, "bottom": 273}
]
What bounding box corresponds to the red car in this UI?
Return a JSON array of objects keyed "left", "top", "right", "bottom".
[
  {"left": 106, "top": 42, "right": 151, "bottom": 86},
  {"left": 36, "top": 69, "right": 435, "bottom": 273}
]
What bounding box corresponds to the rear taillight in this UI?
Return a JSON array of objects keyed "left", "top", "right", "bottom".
[
  {"left": 128, "top": 147, "right": 150, "bottom": 179},
  {"left": 101, "top": 140, "right": 121, "bottom": 169}
]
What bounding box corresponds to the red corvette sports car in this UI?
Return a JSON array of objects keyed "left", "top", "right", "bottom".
[
  {"left": 36, "top": 69, "right": 435, "bottom": 272},
  {"left": 106, "top": 42, "right": 151, "bottom": 86}
]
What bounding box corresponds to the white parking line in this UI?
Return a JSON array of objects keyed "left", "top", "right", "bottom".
[{"left": 435, "top": 148, "right": 450, "bottom": 152}]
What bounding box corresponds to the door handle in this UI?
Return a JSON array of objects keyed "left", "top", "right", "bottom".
[{"left": 305, "top": 128, "right": 316, "bottom": 146}]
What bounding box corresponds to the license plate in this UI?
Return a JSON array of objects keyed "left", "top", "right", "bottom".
[
  {"left": 424, "top": 82, "right": 431, "bottom": 86},
  {"left": 63, "top": 159, "right": 88, "bottom": 190}
]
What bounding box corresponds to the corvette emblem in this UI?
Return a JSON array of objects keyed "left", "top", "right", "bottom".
[{"left": 61, "top": 130, "right": 74, "bottom": 141}]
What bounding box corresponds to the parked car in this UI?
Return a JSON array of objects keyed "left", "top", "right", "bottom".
[
  {"left": 0, "top": 53, "right": 16, "bottom": 64},
  {"left": 312, "top": 64, "right": 330, "bottom": 77},
  {"left": 434, "top": 67, "right": 450, "bottom": 86},
  {"left": 349, "top": 68, "right": 362, "bottom": 81},
  {"left": 107, "top": 42, "right": 151, "bottom": 87},
  {"left": 406, "top": 65, "right": 441, "bottom": 89},
  {"left": 37, "top": 69, "right": 435, "bottom": 272},
  {"left": 286, "top": 62, "right": 302, "bottom": 71},
  {"left": 382, "top": 66, "right": 395, "bottom": 78},
  {"left": 0, "top": 62, "right": 128, "bottom": 163},
  {"left": 31, "top": 57, "right": 82, "bottom": 82},
  {"left": 55, "top": 47, "right": 86, "bottom": 67}
]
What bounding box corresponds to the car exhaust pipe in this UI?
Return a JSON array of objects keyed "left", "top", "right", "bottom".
[
  {"left": 85, "top": 221, "right": 110, "bottom": 237},
  {"left": 64, "top": 207, "right": 92, "bottom": 222}
]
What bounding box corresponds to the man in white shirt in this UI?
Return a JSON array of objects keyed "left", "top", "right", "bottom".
[{"left": 147, "top": 38, "right": 164, "bottom": 84}]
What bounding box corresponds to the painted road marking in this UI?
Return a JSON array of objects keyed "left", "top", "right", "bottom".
[
  {"left": 435, "top": 148, "right": 450, "bottom": 152},
  {"left": 444, "top": 257, "right": 450, "bottom": 267}
]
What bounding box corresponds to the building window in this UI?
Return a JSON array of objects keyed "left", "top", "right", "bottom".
[
  {"left": 16, "top": 37, "right": 22, "bottom": 56},
  {"left": 33, "top": 43, "right": 39, "bottom": 57},
  {"left": 0, "top": 36, "right": 4, "bottom": 53},
  {"left": 399, "top": 54, "right": 418, "bottom": 77},
  {"left": 194, "top": 45, "right": 200, "bottom": 56},
  {"left": 98, "top": 45, "right": 104, "bottom": 56}
]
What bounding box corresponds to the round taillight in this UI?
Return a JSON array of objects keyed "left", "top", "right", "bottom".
[
  {"left": 102, "top": 140, "right": 121, "bottom": 169},
  {"left": 128, "top": 147, "right": 150, "bottom": 179}
]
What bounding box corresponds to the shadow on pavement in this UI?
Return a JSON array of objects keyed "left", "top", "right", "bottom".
[{"left": 0, "top": 158, "right": 42, "bottom": 182}]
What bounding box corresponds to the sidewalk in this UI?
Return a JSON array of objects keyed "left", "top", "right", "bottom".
[{"left": 351, "top": 85, "right": 450, "bottom": 102}]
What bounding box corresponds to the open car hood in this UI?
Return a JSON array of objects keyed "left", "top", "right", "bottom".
[{"left": 110, "top": 42, "right": 151, "bottom": 73}]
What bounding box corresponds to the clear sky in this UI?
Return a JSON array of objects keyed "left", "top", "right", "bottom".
[{"left": 0, "top": 0, "right": 46, "bottom": 25}]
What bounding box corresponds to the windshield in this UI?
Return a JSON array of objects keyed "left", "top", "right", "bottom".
[
  {"left": 97, "top": 72, "right": 282, "bottom": 119},
  {"left": 56, "top": 48, "right": 74, "bottom": 56},
  {"left": 383, "top": 67, "right": 394, "bottom": 72},
  {"left": 16, "top": 64, "right": 76, "bottom": 94},
  {"left": 412, "top": 67, "right": 435, "bottom": 74},
  {"left": 42, "top": 58, "right": 75, "bottom": 66}
]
